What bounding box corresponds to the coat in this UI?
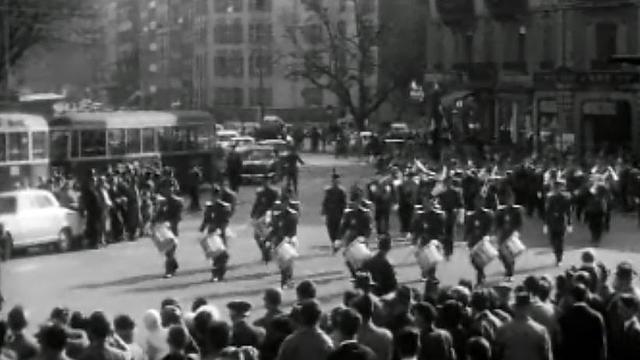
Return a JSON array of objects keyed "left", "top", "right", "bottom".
[{"left": 559, "top": 303, "right": 607, "bottom": 360}]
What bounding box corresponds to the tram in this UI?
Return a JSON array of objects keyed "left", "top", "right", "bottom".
[{"left": 0, "top": 113, "right": 50, "bottom": 191}]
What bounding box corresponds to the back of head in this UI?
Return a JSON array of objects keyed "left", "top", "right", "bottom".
[
  {"left": 161, "top": 298, "right": 181, "bottom": 310},
  {"left": 412, "top": 302, "right": 437, "bottom": 324},
  {"left": 7, "top": 305, "right": 28, "bottom": 332},
  {"left": 37, "top": 323, "right": 68, "bottom": 353},
  {"left": 191, "top": 298, "right": 208, "bottom": 313},
  {"left": 296, "top": 280, "right": 317, "bottom": 301},
  {"left": 569, "top": 283, "right": 588, "bottom": 303},
  {"left": 86, "top": 311, "right": 111, "bottom": 341},
  {"left": 264, "top": 288, "right": 283, "bottom": 307},
  {"left": 297, "top": 300, "right": 322, "bottom": 327},
  {"left": 167, "top": 325, "right": 189, "bottom": 350},
  {"left": 337, "top": 308, "right": 361, "bottom": 339},
  {"left": 69, "top": 311, "right": 87, "bottom": 330},
  {"left": 343, "top": 290, "right": 359, "bottom": 308},
  {"left": 396, "top": 327, "right": 419, "bottom": 358},
  {"left": 206, "top": 321, "right": 230, "bottom": 352},
  {"left": 113, "top": 314, "right": 135, "bottom": 332},
  {"left": 50, "top": 307, "right": 70, "bottom": 326},
  {"left": 467, "top": 336, "right": 492, "bottom": 360},
  {"left": 470, "top": 290, "right": 490, "bottom": 312},
  {"left": 351, "top": 295, "right": 374, "bottom": 323},
  {"left": 143, "top": 309, "right": 162, "bottom": 332}
]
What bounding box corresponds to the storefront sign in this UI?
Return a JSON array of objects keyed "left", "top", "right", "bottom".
[
  {"left": 485, "top": 0, "right": 528, "bottom": 21},
  {"left": 583, "top": 101, "right": 616, "bottom": 116}
]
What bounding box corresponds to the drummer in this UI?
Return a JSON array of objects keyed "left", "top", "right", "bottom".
[
  {"left": 152, "top": 195, "right": 178, "bottom": 279},
  {"left": 495, "top": 189, "right": 524, "bottom": 281},
  {"left": 465, "top": 193, "right": 495, "bottom": 285},
  {"left": 410, "top": 195, "right": 445, "bottom": 281},
  {"left": 339, "top": 188, "right": 373, "bottom": 277},
  {"left": 200, "top": 188, "right": 232, "bottom": 282},
  {"left": 269, "top": 200, "right": 299, "bottom": 289}
]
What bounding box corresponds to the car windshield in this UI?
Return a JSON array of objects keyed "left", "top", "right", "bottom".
[
  {"left": 245, "top": 149, "right": 272, "bottom": 161},
  {"left": 219, "top": 135, "right": 234, "bottom": 142},
  {"left": 0, "top": 196, "right": 17, "bottom": 214}
]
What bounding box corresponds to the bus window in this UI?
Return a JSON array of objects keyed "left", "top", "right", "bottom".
[
  {"left": 50, "top": 131, "right": 69, "bottom": 161},
  {"left": 174, "top": 128, "right": 188, "bottom": 151},
  {"left": 71, "top": 131, "right": 81, "bottom": 158},
  {"left": 158, "top": 127, "right": 174, "bottom": 152},
  {"left": 126, "top": 129, "right": 141, "bottom": 154},
  {"left": 0, "top": 133, "right": 5, "bottom": 162},
  {"left": 186, "top": 127, "right": 198, "bottom": 150},
  {"left": 197, "top": 126, "right": 211, "bottom": 150},
  {"left": 32, "top": 131, "right": 48, "bottom": 160},
  {"left": 81, "top": 130, "right": 106, "bottom": 157},
  {"left": 142, "top": 128, "right": 155, "bottom": 153},
  {"left": 7, "top": 132, "right": 28, "bottom": 161},
  {"left": 108, "top": 129, "right": 126, "bottom": 156}
]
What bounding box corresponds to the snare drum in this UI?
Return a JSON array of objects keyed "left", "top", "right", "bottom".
[
  {"left": 199, "top": 232, "right": 226, "bottom": 259},
  {"left": 276, "top": 241, "right": 299, "bottom": 268},
  {"left": 415, "top": 240, "right": 444, "bottom": 271},
  {"left": 344, "top": 239, "right": 373, "bottom": 269},
  {"left": 151, "top": 222, "right": 178, "bottom": 253},
  {"left": 470, "top": 237, "right": 498, "bottom": 268},
  {"left": 500, "top": 231, "right": 526, "bottom": 262}
]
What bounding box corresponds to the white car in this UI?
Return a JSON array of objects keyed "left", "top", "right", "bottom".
[
  {"left": 0, "top": 190, "right": 83, "bottom": 259},
  {"left": 217, "top": 130, "right": 240, "bottom": 149},
  {"left": 231, "top": 136, "right": 255, "bottom": 150}
]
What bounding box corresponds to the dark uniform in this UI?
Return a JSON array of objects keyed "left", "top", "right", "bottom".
[
  {"left": 220, "top": 185, "right": 238, "bottom": 216},
  {"left": 397, "top": 177, "right": 417, "bottom": 236},
  {"left": 339, "top": 199, "right": 373, "bottom": 277},
  {"left": 166, "top": 193, "right": 184, "bottom": 236},
  {"left": 81, "top": 177, "right": 106, "bottom": 249},
  {"left": 270, "top": 204, "right": 299, "bottom": 288},
  {"left": 282, "top": 150, "right": 305, "bottom": 194},
  {"left": 495, "top": 204, "right": 523, "bottom": 278},
  {"left": 251, "top": 181, "right": 280, "bottom": 261},
  {"left": 465, "top": 207, "right": 494, "bottom": 285},
  {"left": 187, "top": 166, "right": 203, "bottom": 211},
  {"left": 367, "top": 178, "right": 395, "bottom": 235},
  {"left": 153, "top": 197, "right": 178, "bottom": 277},
  {"left": 410, "top": 204, "right": 445, "bottom": 280},
  {"left": 226, "top": 148, "right": 243, "bottom": 193},
  {"left": 200, "top": 199, "right": 232, "bottom": 281},
  {"left": 321, "top": 175, "right": 347, "bottom": 249},
  {"left": 585, "top": 186, "right": 608, "bottom": 246},
  {"left": 438, "top": 183, "right": 464, "bottom": 259},
  {"left": 545, "top": 186, "right": 572, "bottom": 265}
]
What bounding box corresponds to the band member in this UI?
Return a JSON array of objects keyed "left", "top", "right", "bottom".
[
  {"left": 367, "top": 175, "right": 395, "bottom": 236},
  {"left": 410, "top": 196, "right": 445, "bottom": 280},
  {"left": 397, "top": 171, "right": 416, "bottom": 238},
  {"left": 544, "top": 179, "right": 572, "bottom": 266},
  {"left": 226, "top": 145, "right": 243, "bottom": 193},
  {"left": 321, "top": 170, "right": 347, "bottom": 251},
  {"left": 438, "top": 176, "right": 464, "bottom": 260},
  {"left": 200, "top": 190, "right": 232, "bottom": 282},
  {"left": 166, "top": 186, "right": 184, "bottom": 237},
  {"left": 187, "top": 165, "right": 203, "bottom": 211},
  {"left": 251, "top": 175, "right": 280, "bottom": 261},
  {"left": 218, "top": 181, "right": 238, "bottom": 217},
  {"left": 465, "top": 194, "right": 495, "bottom": 285},
  {"left": 585, "top": 185, "right": 608, "bottom": 246},
  {"left": 282, "top": 146, "right": 305, "bottom": 194},
  {"left": 269, "top": 201, "right": 299, "bottom": 288},
  {"left": 339, "top": 189, "right": 373, "bottom": 277},
  {"left": 153, "top": 196, "right": 178, "bottom": 278},
  {"left": 495, "top": 190, "right": 524, "bottom": 281}
]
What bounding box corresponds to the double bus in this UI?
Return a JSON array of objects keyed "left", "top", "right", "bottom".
[
  {"left": 49, "top": 111, "right": 219, "bottom": 186},
  {"left": 0, "top": 113, "right": 50, "bottom": 191}
]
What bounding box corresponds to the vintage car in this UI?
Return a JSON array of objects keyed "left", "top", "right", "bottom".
[
  {"left": 257, "top": 139, "right": 291, "bottom": 155},
  {"left": 0, "top": 189, "right": 84, "bottom": 260},
  {"left": 231, "top": 136, "right": 255, "bottom": 151},
  {"left": 240, "top": 145, "right": 279, "bottom": 183},
  {"left": 217, "top": 130, "right": 240, "bottom": 149}
]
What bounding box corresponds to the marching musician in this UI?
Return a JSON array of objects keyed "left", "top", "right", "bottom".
[
  {"left": 152, "top": 195, "right": 178, "bottom": 279},
  {"left": 544, "top": 179, "right": 572, "bottom": 267},
  {"left": 269, "top": 201, "right": 299, "bottom": 289},
  {"left": 410, "top": 195, "right": 445, "bottom": 280},
  {"left": 251, "top": 175, "right": 280, "bottom": 261},
  {"left": 339, "top": 188, "right": 373, "bottom": 277},
  {"left": 465, "top": 194, "right": 495, "bottom": 285},
  {"left": 397, "top": 169, "right": 417, "bottom": 239},
  {"left": 200, "top": 188, "right": 232, "bottom": 282},
  {"left": 166, "top": 186, "right": 184, "bottom": 237},
  {"left": 495, "top": 190, "right": 524, "bottom": 281},
  {"left": 367, "top": 175, "right": 395, "bottom": 236},
  {"left": 437, "top": 176, "right": 464, "bottom": 260},
  {"left": 585, "top": 184, "right": 608, "bottom": 246},
  {"left": 218, "top": 180, "right": 238, "bottom": 216},
  {"left": 321, "top": 170, "right": 347, "bottom": 252}
]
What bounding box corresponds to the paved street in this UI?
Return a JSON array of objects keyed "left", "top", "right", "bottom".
[{"left": 4, "top": 154, "right": 640, "bottom": 328}]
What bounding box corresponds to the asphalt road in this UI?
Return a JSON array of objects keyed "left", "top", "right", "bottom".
[{"left": 4, "top": 154, "right": 640, "bottom": 328}]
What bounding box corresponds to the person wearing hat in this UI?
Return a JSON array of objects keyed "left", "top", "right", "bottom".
[
  {"left": 268, "top": 199, "right": 299, "bottom": 289},
  {"left": 151, "top": 194, "right": 179, "bottom": 279},
  {"left": 366, "top": 174, "right": 395, "bottom": 237},
  {"left": 200, "top": 186, "right": 232, "bottom": 282},
  {"left": 437, "top": 176, "right": 464, "bottom": 260},
  {"left": 338, "top": 188, "right": 373, "bottom": 277},
  {"left": 166, "top": 186, "right": 184, "bottom": 238},
  {"left": 543, "top": 178, "right": 572, "bottom": 267},
  {"left": 226, "top": 301, "right": 265, "bottom": 349},
  {"left": 495, "top": 189, "right": 524, "bottom": 281},
  {"left": 396, "top": 171, "right": 417, "bottom": 239},
  {"left": 616, "top": 294, "right": 640, "bottom": 360},
  {"left": 410, "top": 195, "right": 445, "bottom": 281},
  {"left": 558, "top": 283, "right": 606, "bottom": 360},
  {"left": 465, "top": 193, "right": 495, "bottom": 286},
  {"left": 282, "top": 145, "right": 305, "bottom": 195},
  {"left": 251, "top": 174, "right": 280, "bottom": 261},
  {"left": 322, "top": 169, "right": 347, "bottom": 252}
]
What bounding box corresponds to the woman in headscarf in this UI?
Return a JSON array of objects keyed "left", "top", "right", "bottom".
[{"left": 143, "top": 310, "right": 169, "bottom": 360}]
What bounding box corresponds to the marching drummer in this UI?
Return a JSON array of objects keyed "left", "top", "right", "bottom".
[
  {"left": 410, "top": 196, "right": 445, "bottom": 281},
  {"left": 152, "top": 195, "right": 179, "bottom": 279},
  {"left": 269, "top": 200, "right": 299, "bottom": 289},
  {"left": 438, "top": 176, "right": 464, "bottom": 261},
  {"left": 339, "top": 188, "right": 373, "bottom": 277},
  {"left": 321, "top": 170, "right": 347, "bottom": 252},
  {"left": 200, "top": 189, "right": 232, "bottom": 282},
  {"left": 495, "top": 190, "right": 524, "bottom": 281},
  {"left": 251, "top": 175, "right": 280, "bottom": 261},
  {"left": 544, "top": 179, "right": 572, "bottom": 267},
  {"left": 465, "top": 194, "right": 495, "bottom": 285}
]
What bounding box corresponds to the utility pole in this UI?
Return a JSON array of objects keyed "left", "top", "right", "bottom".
[{"left": 3, "top": 0, "right": 11, "bottom": 93}]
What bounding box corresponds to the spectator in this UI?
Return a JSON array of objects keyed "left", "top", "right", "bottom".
[
  {"left": 203, "top": 321, "right": 231, "bottom": 360},
  {"left": 412, "top": 302, "right": 455, "bottom": 360},
  {"left": 468, "top": 290, "right": 502, "bottom": 345},
  {"left": 113, "top": 315, "right": 144, "bottom": 360},
  {"left": 191, "top": 307, "right": 219, "bottom": 355},
  {"left": 161, "top": 307, "right": 183, "bottom": 328},
  {"left": 559, "top": 283, "right": 607, "bottom": 360},
  {"left": 385, "top": 286, "right": 415, "bottom": 336},
  {"left": 439, "top": 300, "right": 469, "bottom": 360},
  {"left": 78, "top": 311, "right": 127, "bottom": 360},
  {"left": 65, "top": 312, "right": 89, "bottom": 359},
  {"left": 227, "top": 301, "right": 264, "bottom": 349},
  {"left": 494, "top": 288, "right": 552, "bottom": 360},
  {"left": 6, "top": 306, "right": 39, "bottom": 360},
  {"left": 525, "top": 276, "right": 561, "bottom": 357},
  {"left": 327, "top": 308, "right": 376, "bottom": 360},
  {"left": 254, "top": 289, "right": 284, "bottom": 330},
  {"left": 162, "top": 326, "right": 190, "bottom": 360},
  {"left": 296, "top": 281, "right": 317, "bottom": 302},
  {"left": 276, "top": 300, "right": 333, "bottom": 360},
  {"left": 142, "top": 310, "right": 169, "bottom": 360},
  {"left": 466, "top": 337, "right": 491, "bottom": 360},
  {"left": 606, "top": 261, "right": 640, "bottom": 359},
  {"left": 0, "top": 321, "right": 17, "bottom": 360},
  {"left": 616, "top": 294, "right": 640, "bottom": 360},
  {"left": 260, "top": 316, "right": 293, "bottom": 360},
  {"left": 362, "top": 235, "right": 398, "bottom": 297},
  {"left": 49, "top": 309, "right": 71, "bottom": 328},
  {"left": 395, "top": 328, "right": 419, "bottom": 360},
  {"left": 352, "top": 295, "right": 393, "bottom": 360},
  {"left": 35, "top": 323, "right": 67, "bottom": 360},
  {"left": 191, "top": 298, "right": 208, "bottom": 314}
]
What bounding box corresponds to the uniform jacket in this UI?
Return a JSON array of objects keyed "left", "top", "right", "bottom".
[
  {"left": 321, "top": 185, "right": 347, "bottom": 219},
  {"left": 231, "top": 320, "right": 265, "bottom": 349},
  {"left": 545, "top": 192, "right": 572, "bottom": 232},
  {"left": 271, "top": 208, "right": 298, "bottom": 246},
  {"left": 339, "top": 205, "right": 372, "bottom": 242},
  {"left": 411, "top": 208, "right": 446, "bottom": 245},
  {"left": 495, "top": 205, "right": 523, "bottom": 241},
  {"left": 464, "top": 208, "right": 494, "bottom": 248},
  {"left": 251, "top": 186, "right": 279, "bottom": 219},
  {"left": 200, "top": 200, "right": 232, "bottom": 233}
]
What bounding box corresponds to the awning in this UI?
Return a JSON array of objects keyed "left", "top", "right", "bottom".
[{"left": 440, "top": 90, "right": 473, "bottom": 108}]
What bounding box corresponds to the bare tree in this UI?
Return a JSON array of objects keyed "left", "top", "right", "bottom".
[
  {"left": 283, "top": 0, "right": 420, "bottom": 131},
  {"left": 0, "top": 0, "right": 95, "bottom": 87}
]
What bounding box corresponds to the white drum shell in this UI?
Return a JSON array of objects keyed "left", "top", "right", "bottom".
[
  {"left": 152, "top": 223, "right": 178, "bottom": 253},
  {"left": 345, "top": 240, "right": 373, "bottom": 269},
  {"left": 415, "top": 240, "right": 444, "bottom": 271},
  {"left": 200, "top": 233, "right": 226, "bottom": 259},
  {"left": 471, "top": 237, "right": 498, "bottom": 268},
  {"left": 276, "top": 241, "right": 299, "bottom": 268},
  {"left": 501, "top": 232, "right": 526, "bottom": 261}
]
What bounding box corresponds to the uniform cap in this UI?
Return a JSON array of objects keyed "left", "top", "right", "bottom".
[{"left": 227, "top": 301, "right": 252, "bottom": 315}]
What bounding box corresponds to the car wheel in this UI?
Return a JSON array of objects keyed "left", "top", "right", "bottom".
[
  {"left": 56, "top": 228, "right": 72, "bottom": 253},
  {"left": 1, "top": 234, "right": 13, "bottom": 261}
]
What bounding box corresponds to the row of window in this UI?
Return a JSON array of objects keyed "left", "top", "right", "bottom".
[
  {"left": 0, "top": 132, "right": 48, "bottom": 163},
  {"left": 213, "top": 0, "right": 272, "bottom": 13},
  {"left": 213, "top": 50, "right": 274, "bottom": 78}
]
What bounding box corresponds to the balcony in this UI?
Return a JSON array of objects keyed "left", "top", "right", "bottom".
[{"left": 502, "top": 61, "right": 528, "bottom": 74}]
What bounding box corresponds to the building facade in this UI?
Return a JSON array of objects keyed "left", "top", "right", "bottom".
[{"left": 425, "top": 0, "right": 640, "bottom": 155}]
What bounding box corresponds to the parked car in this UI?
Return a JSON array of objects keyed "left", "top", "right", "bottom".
[
  {"left": 388, "top": 122, "right": 411, "bottom": 139},
  {"left": 217, "top": 130, "right": 240, "bottom": 149},
  {"left": 240, "top": 145, "right": 279, "bottom": 183},
  {"left": 0, "top": 189, "right": 84, "bottom": 260},
  {"left": 257, "top": 139, "right": 291, "bottom": 155},
  {"left": 231, "top": 136, "right": 255, "bottom": 150}
]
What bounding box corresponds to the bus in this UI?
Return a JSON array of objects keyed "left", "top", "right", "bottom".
[
  {"left": 49, "top": 111, "right": 219, "bottom": 186},
  {"left": 0, "top": 113, "right": 50, "bottom": 191}
]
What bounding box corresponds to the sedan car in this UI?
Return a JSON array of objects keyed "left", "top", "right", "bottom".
[
  {"left": 217, "top": 130, "right": 241, "bottom": 149},
  {"left": 240, "top": 146, "right": 279, "bottom": 183},
  {"left": 231, "top": 136, "right": 255, "bottom": 151},
  {"left": 0, "top": 189, "right": 84, "bottom": 260}
]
